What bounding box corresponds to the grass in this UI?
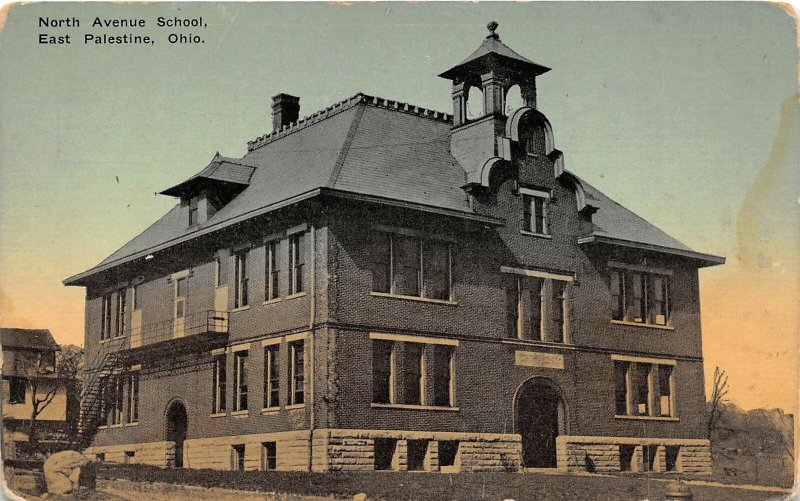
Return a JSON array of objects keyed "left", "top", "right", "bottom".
[
  {"left": 711, "top": 451, "right": 794, "bottom": 488},
  {"left": 94, "top": 463, "right": 789, "bottom": 501}
]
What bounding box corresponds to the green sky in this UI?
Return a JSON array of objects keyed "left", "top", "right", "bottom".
[{"left": 0, "top": 2, "right": 797, "bottom": 411}]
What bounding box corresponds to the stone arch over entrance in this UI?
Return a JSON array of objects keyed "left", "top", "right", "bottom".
[
  {"left": 513, "top": 377, "right": 568, "bottom": 468},
  {"left": 164, "top": 398, "right": 188, "bottom": 468}
]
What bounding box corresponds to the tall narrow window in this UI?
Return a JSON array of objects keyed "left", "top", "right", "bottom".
[
  {"left": 215, "top": 256, "right": 228, "bottom": 287},
  {"left": 530, "top": 278, "right": 544, "bottom": 340},
  {"left": 234, "top": 250, "right": 249, "bottom": 308},
  {"left": 212, "top": 355, "right": 226, "bottom": 414},
  {"left": 372, "top": 340, "right": 394, "bottom": 404},
  {"left": 373, "top": 232, "right": 392, "bottom": 294},
  {"left": 127, "top": 370, "right": 139, "bottom": 423},
  {"left": 632, "top": 363, "right": 651, "bottom": 416},
  {"left": 132, "top": 285, "right": 142, "bottom": 310},
  {"left": 262, "top": 442, "right": 277, "bottom": 471},
  {"left": 101, "top": 294, "right": 113, "bottom": 340},
  {"left": 265, "top": 241, "right": 280, "bottom": 301},
  {"left": 507, "top": 277, "right": 521, "bottom": 339},
  {"left": 552, "top": 281, "right": 567, "bottom": 343},
  {"left": 393, "top": 235, "right": 420, "bottom": 296},
  {"left": 188, "top": 198, "right": 199, "bottom": 227},
  {"left": 115, "top": 288, "right": 127, "bottom": 337},
  {"left": 112, "top": 377, "right": 124, "bottom": 425},
  {"left": 288, "top": 233, "right": 305, "bottom": 295},
  {"left": 231, "top": 444, "right": 245, "bottom": 472},
  {"left": 423, "top": 241, "right": 451, "bottom": 301},
  {"left": 651, "top": 275, "right": 670, "bottom": 326},
  {"left": 610, "top": 270, "right": 625, "bottom": 321},
  {"left": 614, "top": 362, "right": 630, "bottom": 415},
  {"left": 658, "top": 365, "right": 674, "bottom": 416},
  {"left": 289, "top": 341, "right": 304, "bottom": 405},
  {"left": 432, "top": 345, "right": 454, "bottom": 407},
  {"left": 233, "top": 350, "right": 248, "bottom": 412},
  {"left": 174, "top": 277, "right": 187, "bottom": 319},
  {"left": 263, "top": 344, "right": 280, "bottom": 409},
  {"left": 403, "top": 343, "right": 424, "bottom": 405},
  {"left": 628, "top": 272, "right": 645, "bottom": 323},
  {"left": 521, "top": 189, "right": 550, "bottom": 235}
]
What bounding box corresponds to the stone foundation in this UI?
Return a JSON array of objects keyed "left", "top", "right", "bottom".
[
  {"left": 556, "top": 436, "right": 711, "bottom": 475},
  {"left": 85, "top": 441, "right": 175, "bottom": 467}
]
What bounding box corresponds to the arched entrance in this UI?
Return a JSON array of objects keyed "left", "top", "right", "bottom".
[
  {"left": 165, "top": 400, "right": 188, "bottom": 468},
  {"left": 515, "top": 378, "right": 567, "bottom": 468}
]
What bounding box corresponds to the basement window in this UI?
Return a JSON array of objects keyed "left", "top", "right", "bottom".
[
  {"left": 643, "top": 445, "right": 658, "bottom": 472},
  {"left": 262, "top": 442, "right": 277, "bottom": 471},
  {"left": 665, "top": 446, "right": 680, "bottom": 472},
  {"left": 124, "top": 451, "right": 135, "bottom": 465},
  {"left": 407, "top": 440, "right": 429, "bottom": 471},
  {"left": 438, "top": 441, "right": 459, "bottom": 471},
  {"left": 619, "top": 445, "right": 635, "bottom": 472},
  {"left": 231, "top": 444, "right": 245, "bottom": 472},
  {"left": 374, "top": 438, "right": 397, "bottom": 470}
]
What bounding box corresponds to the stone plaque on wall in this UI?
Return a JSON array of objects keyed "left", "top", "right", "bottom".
[{"left": 515, "top": 351, "right": 565, "bottom": 369}]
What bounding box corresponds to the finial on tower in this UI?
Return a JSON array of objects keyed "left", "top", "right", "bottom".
[{"left": 486, "top": 21, "right": 499, "bottom": 40}]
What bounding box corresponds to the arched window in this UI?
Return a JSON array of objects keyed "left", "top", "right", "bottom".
[
  {"left": 519, "top": 118, "right": 547, "bottom": 155},
  {"left": 466, "top": 86, "right": 484, "bottom": 120},
  {"left": 505, "top": 85, "right": 523, "bottom": 115}
]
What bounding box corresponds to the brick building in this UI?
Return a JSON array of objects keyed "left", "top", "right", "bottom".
[{"left": 64, "top": 24, "right": 723, "bottom": 474}]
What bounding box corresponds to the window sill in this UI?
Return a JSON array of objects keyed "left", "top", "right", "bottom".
[
  {"left": 371, "top": 403, "right": 459, "bottom": 412},
  {"left": 124, "top": 422, "right": 139, "bottom": 427},
  {"left": 113, "top": 335, "right": 126, "bottom": 340},
  {"left": 230, "top": 410, "right": 249, "bottom": 417},
  {"left": 210, "top": 412, "right": 227, "bottom": 419},
  {"left": 230, "top": 305, "right": 250, "bottom": 313},
  {"left": 286, "top": 292, "right": 307, "bottom": 300},
  {"left": 611, "top": 320, "right": 674, "bottom": 331},
  {"left": 109, "top": 424, "right": 125, "bottom": 429},
  {"left": 520, "top": 230, "right": 552, "bottom": 240},
  {"left": 98, "top": 425, "right": 108, "bottom": 430},
  {"left": 261, "top": 407, "right": 281, "bottom": 415},
  {"left": 263, "top": 297, "right": 282, "bottom": 305},
  {"left": 285, "top": 403, "right": 306, "bottom": 410},
  {"left": 369, "top": 292, "right": 457, "bottom": 306},
  {"left": 614, "top": 415, "right": 679, "bottom": 422}
]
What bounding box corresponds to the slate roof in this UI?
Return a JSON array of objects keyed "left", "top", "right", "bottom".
[
  {"left": 64, "top": 93, "right": 721, "bottom": 286},
  {"left": 439, "top": 34, "right": 550, "bottom": 80},
  {"left": 1, "top": 328, "right": 60, "bottom": 351},
  {"left": 160, "top": 153, "right": 256, "bottom": 197}
]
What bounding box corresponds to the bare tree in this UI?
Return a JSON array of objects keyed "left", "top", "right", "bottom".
[
  {"left": 707, "top": 366, "right": 730, "bottom": 440},
  {"left": 18, "top": 352, "right": 59, "bottom": 448}
]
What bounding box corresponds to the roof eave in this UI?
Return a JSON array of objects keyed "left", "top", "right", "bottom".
[{"left": 577, "top": 235, "right": 726, "bottom": 267}]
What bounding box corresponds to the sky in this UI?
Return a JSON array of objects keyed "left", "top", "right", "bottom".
[{"left": 0, "top": 2, "right": 797, "bottom": 413}]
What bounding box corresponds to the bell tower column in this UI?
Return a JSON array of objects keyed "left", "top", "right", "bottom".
[
  {"left": 481, "top": 72, "right": 509, "bottom": 116},
  {"left": 452, "top": 81, "right": 467, "bottom": 128}
]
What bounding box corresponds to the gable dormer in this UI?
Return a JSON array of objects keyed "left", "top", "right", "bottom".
[{"left": 160, "top": 152, "right": 256, "bottom": 228}]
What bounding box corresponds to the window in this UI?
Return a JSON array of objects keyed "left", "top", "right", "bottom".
[
  {"left": 115, "top": 288, "right": 127, "bottom": 337},
  {"left": 231, "top": 444, "right": 245, "bottom": 472},
  {"left": 288, "top": 233, "right": 305, "bottom": 295},
  {"left": 9, "top": 377, "right": 26, "bottom": 404},
  {"left": 432, "top": 345, "right": 454, "bottom": 407},
  {"left": 132, "top": 285, "right": 142, "bottom": 310},
  {"left": 265, "top": 241, "right": 280, "bottom": 301},
  {"left": 214, "top": 255, "right": 227, "bottom": 287},
  {"left": 665, "top": 446, "right": 680, "bottom": 472},
  {"left": 403, "top": 344, "right": 424, "bottom": 405},
  {"left": 288, "top": 341, "right": 304, "bottom": 405},
  {"left": 112, "top": 376, "right": 124, "bottom": 425},
  {"left": 234, "top": 250, "right": 249, "bottom": 308},
  {"left": 263, "top": 344, "right": 280, "bottom": 409},
  {"left": 508, "top": 275, "right": 569, "bottom": 343},
  {"left": 100, "top": 293, "right": 112, "bottom": 340},
  {"left": 174, "top": 277, "right": 186, "bottom": 319},
  {"left": 127, "top": 370, "right": 139, "bottom": 423},
  {"left": 188, "top": 198, "right": 199, "bottom": 227},
  {"left": 372, "top": 340, "right": 394, "bottom": 404},
  {"left": 262, "top": 442, "right": 277, "bottom": 471},
  {"left": 124, "top": 451, "right": 135, "bottom": 465},
  {"left": 374, "top": 438, "right": 397, "bottom": 471},
  {"left": 438, "top": 441, "right": 459, "bottom": 469},
  {"left": 373, "top": 232, "right": 452, "bottom": 301},
  {"left": 614, "top": 360, "right": 676, "bottom": 417},
  {"left": 521, "top": 188, "right": 550, "bottom": 235},
  {"left": 552, "top": 281, "right": 566, "bottom": 343},
  {"left": 610, "top": 267, "right": 672, "bottom": 326},
  {"left": 407, "top": 440, "right": 429, "bottom": 471},
  {"left": 212, "top": 355, "right": 226, "bottom": 414},
  {"left": 233, "top": 351, "right": 248, "bottom": 412}
]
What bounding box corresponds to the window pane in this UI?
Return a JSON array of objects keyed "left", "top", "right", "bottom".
[
  {"left": 423, "top": 241, "right": 450, "bottom": 300},
  {"left": 628, "top": 273, "right": 644, "bottom": 322},
  {"left": 393, "top": 235, "right": 420, "bottom": 296},
  {"left": 530, "top": 278, "right": 543, "bottom": 340},
  {"left": 372, "top": 341, "right": 393, "bottom": 404},
  {"left": 610, "top": 270, "right": 624, "bottom": 320},
  {"left": 614, "top": 362, "right": 628, "bottom": 415},
  {"left": 372, "top": 233, "right": 391, "bottom": 293},
  {"left": 632, "top": 363, "right": 650, "bottom": 416},
  {"left": 176, "top": 278, "right": 186, "bottom": 297},
  {"left": 658, "top": 365, "right": 673, "bottom": 416},
  {"left": 523, "top": 196, "right": 533, "bottom": 232},
  {"left": 291, "top": 342, "right": 304, "bottom": 405},
  {"left": 533, "top": 197, "right": 545, "bottom": 234},
  {"left": 552, "top": 281, "right": 566, "bottom": 343},
  {"left": 403, "top": 343, "right": 423, "bottom": 405},
  {"left": 433, "top": 346, "right": 453, "bottom": 407}
]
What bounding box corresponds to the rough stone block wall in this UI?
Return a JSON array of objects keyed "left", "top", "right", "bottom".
[
  {"left": 679, "top": 445, "right": 712, "bottom": 475},
  {"left": 85, "top": 441, "right": 174, "bottom": 467},
  {"left": 182, "top": 430, "right": 310, "bottom": 471}
]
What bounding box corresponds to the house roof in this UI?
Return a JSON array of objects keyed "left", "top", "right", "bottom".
[
  {"left": 0, "top": 328, "right": 60, "bottom": 351},
  {"left": 64, "top": 93, "right": 721, "bottom": 286},
  {"left": 439, "top": 28, "right": 550, "bottom": 81},
  {"left": 160, "top": 153, "right": 256, "bottom": 197}
]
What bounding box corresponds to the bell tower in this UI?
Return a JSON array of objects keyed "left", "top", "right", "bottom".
[
  {"left": 439, "top": 22, "right": 552, "bottom": 191},
  {"left": 439, "top": 21, "right": 550, "bottom": 128}
]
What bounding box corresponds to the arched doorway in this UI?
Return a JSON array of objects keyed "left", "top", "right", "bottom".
[
  {"left": 165, "top": 400, "right": 188, "bottom": 468},
  {"left": 515, "top": 378, "right": 567, "bottom": 468}
]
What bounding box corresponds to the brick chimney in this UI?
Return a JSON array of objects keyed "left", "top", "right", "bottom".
[{"left": 271, "top": 93, "right": 300, "bottom": 132}]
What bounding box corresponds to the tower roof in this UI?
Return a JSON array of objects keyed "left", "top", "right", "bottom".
[{"left": 439, "top": 21, "right": 551, "bottom": 81}]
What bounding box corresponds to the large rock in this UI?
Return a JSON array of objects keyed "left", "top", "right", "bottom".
[{"left": 43, "top": 450, "right": 94, "bottom": 495}]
